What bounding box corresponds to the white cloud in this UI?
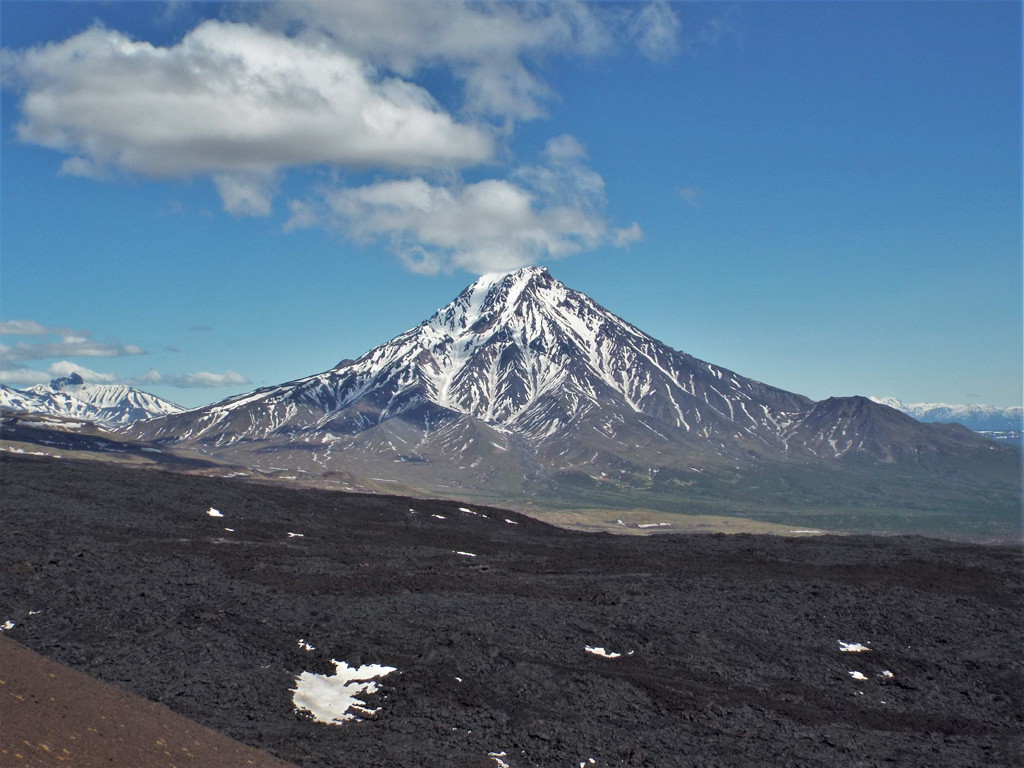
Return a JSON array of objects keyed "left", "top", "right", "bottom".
[
  {"left": 273, "top": 0, "right": 618, "bottom": 122},
  {"left": 613, "top": 222, "right": 643, "bottom": 248},
  {"left": 0, "top": 320, "right": 52, "bottom": 336},
  {"left": 0, "top": 361, "right": 117, "bottom": 386},
  {"left": 0, "top": 367, "right": 51, "bottom": 387},
  {"left": 4, "top": 1, "right": 676, "bottom": 263},
  {"left": 59, "top": 155, "right": 102, "bottom": 179},
  {"left": 626, "top": 1, "right": 681, "bottom": 61},
  {"left": 144, "top": 370, "right": 251, "bottom": 389},
  {"left": 213, "top": 171, "right": 278, "bottom": 218},
  {"left": 0, "top": 332, "right": 144, "bottom": 363},
  {"left": 274, "top": 1, "right": 681, "bottom": 122},
  {"left": 46, "top": 361, "right": 118, "bottom": 383},
  {"left": 679, "top": 187, "right": 701, "bottom": 207},
  {"left": 316, "top": 136, "right": 632, "bottom": 275},
  {"left": 6, "top": 20, "right": 494, "bottom": 215},
  {"left": 283, "top": 199, "right": 319, "bottom": 233},
  {"left": 0, "top": 364, "right": 252, "bottom": 390}
]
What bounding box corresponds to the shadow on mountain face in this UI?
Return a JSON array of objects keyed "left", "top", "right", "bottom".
[{"left": 2, "top": 456, "right": 1021, "bottom": 768}]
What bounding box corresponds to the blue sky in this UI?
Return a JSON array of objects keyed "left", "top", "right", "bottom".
[{"left": 1, "top": 0, "right": 1021, "bottom": 409}]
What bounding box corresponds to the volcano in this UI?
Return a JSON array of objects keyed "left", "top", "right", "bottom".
[{"left": 126, "top": 267, "right": 1019, "bottom": 531}]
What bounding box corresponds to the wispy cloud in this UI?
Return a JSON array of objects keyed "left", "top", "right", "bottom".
[
  {"left": 0, "top": 320, "right": 56, "bottom": 336},
  {"left": 1, "top": 362, "right": 251, "bottom": 390},
  {"left": 0, "top": 321, "right": 144, "bottom": 363},
  {"left": 0, "top": 322, "right": 250, "bottom": 390},
  {"left": 625, "top": 1, "right": 682, "bottom": 61},
  {"left": 679, "top": 187, "right": 701, "bottom": 207},
  {"left": 133, "top": 369, "right": 251, "bottom": 389},
  {"left": 612, "top": 222, "right": 643, "bottom": 248}
]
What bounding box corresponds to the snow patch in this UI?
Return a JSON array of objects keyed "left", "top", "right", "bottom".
[
  {"left": 585, "top": 645, "right": 632, "bottom": 659},
  {"left": 292, "top": 660, "right": 398, "bottom": 724},
  {"left": 838, "top": 641, "right": 871, "bottom": 653}
]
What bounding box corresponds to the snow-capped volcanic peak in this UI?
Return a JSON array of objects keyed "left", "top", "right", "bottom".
[
  {"left": 327, "top": 265, "right": 807, "bottom": 434},
  {"left": 2, "top": 372, "right": 184, "bottom": 428},
  {"left": 133, "top": 265, "right": 819, "bottom": 455},
  {"left": 413, "top": 266, "right": 619, "bottom": 420},
  {"left": 125, "top": 264, "right": 1017, "bottom": 495}
]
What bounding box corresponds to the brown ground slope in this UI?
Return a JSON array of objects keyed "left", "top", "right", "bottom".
[{"left": 0, "top": 634, "right": 297, "bottom": 768}]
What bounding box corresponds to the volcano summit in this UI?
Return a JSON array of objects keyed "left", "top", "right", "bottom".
[{"left": 127, "top": 267, "right": 1019, "bottom": 536}]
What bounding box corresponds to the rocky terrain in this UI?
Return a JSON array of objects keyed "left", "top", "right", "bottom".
[{"left": 3, "top": 455, "right": 1021, "bottom": 767}]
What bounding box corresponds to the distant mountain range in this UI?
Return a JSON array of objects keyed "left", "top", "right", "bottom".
[
  {"left": 871, "top": 397, "right": 1022, "bottom": 435},
  {"left": 116, "top": 267, "right": 1019, "bottom": 531},
  {"left": 0, "top": 373, "right": 183, "bottom": 429}
]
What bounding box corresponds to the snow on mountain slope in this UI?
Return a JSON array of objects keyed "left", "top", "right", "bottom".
[
  {"left": 871, "top": 397, "right": 1023, "bottom": 432},
  {"left": 129, "top": 267, "right": 809, "bottom": 450},
  {"left": 126, "top": 267, "right": 1015, "bottom": 493},
  {"left": 1, "top": 373, "right": 184, "bottom": 428}
]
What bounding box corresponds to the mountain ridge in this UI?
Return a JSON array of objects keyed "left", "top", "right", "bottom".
[
  {"left": 0, "top": 372, "right": 184, "bottom": 429},
  {"left": 124, "top": 267, "right": 1018, "bottom": 525},
  {"left": 871, "top": 396, "right": 1022, "bottom": 432}
]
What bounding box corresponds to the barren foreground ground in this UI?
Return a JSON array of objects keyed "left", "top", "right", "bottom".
[{"left": 2, "top": 456, "right": 1021, "bottom": 767}]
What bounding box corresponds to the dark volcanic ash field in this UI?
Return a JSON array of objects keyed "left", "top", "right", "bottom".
[{"left": 1, "top": 456, "right": 1021, "bottom": 767}]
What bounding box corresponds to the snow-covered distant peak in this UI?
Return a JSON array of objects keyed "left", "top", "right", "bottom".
[
  {"left": 4, "top": 372, "right": 184, "bottom": 428},
  {"left": 872, "top": 396, "right": 1022, "bottom": 432}
]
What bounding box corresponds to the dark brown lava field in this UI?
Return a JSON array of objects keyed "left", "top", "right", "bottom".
[{"left": 2, "top": 456, "right": 1021, "bottom": 767}]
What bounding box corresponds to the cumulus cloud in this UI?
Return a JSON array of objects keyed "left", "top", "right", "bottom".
[
  {"left": 273, "top": 0, "right": 627, "bottom": 122},
  {"left": 46, "top": 361, "right": 119, "bottom": 383},
  {"left": 5, "top": 20, "right": 494, "bottom": 215},
  {"left": 4, "top": 1, "right": 678, "bottom": 264},
  {"left": 310, "top": 135, "right": 634, "bottom": 274}
]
